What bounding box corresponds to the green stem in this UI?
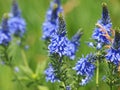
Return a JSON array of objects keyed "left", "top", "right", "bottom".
[
  {"left": 109, "top": 63, "right": 113, "bottom": 90},
  {"left": 110, "top": 85, "right": 112, "bottom": 90},
  {"left": 96, "top": 60, "right": 99, "bottom": 90},
  {"left": 21, "top": 49, "right": 29, "bottom": 67}
]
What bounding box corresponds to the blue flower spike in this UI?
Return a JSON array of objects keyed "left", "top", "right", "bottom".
[
  {"left": 71, "top": 30, "right": 82, "bottom": 47},
  {"left": 46, "top": 0, "right": 62, "bottom": 22},
  {"left": 11, "top": 0, "right": 21, "bottom": 17},
  {"left": 73, "top": 54, "right": 95, "bottom": 85},
  {"left": 102, "top": 3, "right": 110, "bottom": 25},
  {"left": 65, "top": 30, "right": 82, "bottom": 60},
  {"left": 48, "top": 13, "right": 69, "bottom": 57},
  {"left": 42, "top": 0, "right": 62, "bottom": 39},
  {"left": 48, "top": 13, "right": 82, "bottom": 59},
  {"left": 8, "top": 0, "right": 26, "bottom": 37},
  {"left": 44, "top": 64, "right": 59, "bottom": 83},
  {"left": 57, "top": 12, "right": 66, "bottom": 36},
  {"left": 112, "top": 30, "right": 120, "bottom": 50},
  {"left": 0, "top": 13, "right": 11, "bottom": 46},
  {"left": 92, "top": 3, "right": 112, "bottom": 49},
  {"left": 106, "top": 30, "right": 120, "bottom": 65}
]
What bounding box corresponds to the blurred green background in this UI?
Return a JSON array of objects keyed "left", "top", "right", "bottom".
[{"left": 0, "top": 0, "right": 120, "bottom": 90}]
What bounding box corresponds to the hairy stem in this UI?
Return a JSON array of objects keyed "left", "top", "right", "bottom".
[{"left": 96, "top": 59, "right": 99, "bottom": 90}]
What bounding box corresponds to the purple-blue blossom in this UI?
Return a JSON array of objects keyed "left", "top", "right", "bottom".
[
  {"left": 44, "top": 64, "right": 59, "bottom": 83},
  {"left": 8, "top": 17, "right": 26, "bottom": 37},
  {"left": 71, "top": 30, "right": 82, "bottom": 47},
  {"left": 8, "top": 0, "right": 26, "bottom": 37},
  {"left": 42, "top": 0, "right": 62, "bottom": 39},
  {"left": 48, "top": 14, "right": 81, "bottom": 59},
  {"left": 0, "top": 31, "right": 11, "bottom": 46},
  {"left": 92, "top": 3, "right": 112, "bottom": 49},
  {"left": 48, "top": 14, "right": 69, "bottom": 57},
  {"left": 48, "top": 35, "right": 69, "bottom": 57},
  {"left": 24, "top": 45, "right": 29, "bottom": 51},
  {"left": 45, "top": 0, "right": 62, "bottom": 22},
  {"left": 106, "top": 30, "right": 120, "bottom": 65},
  {"left": 65, "top": 31, "right": 82, "bottom": 60},
  {"left": 66, "top": 86, "right": 71, "bottom": 90},
  {"left": 11, "top": 0, "right": 21, "bottom": 17},
  {"left": 65, "top": 42, "right": 76, "bottom": 59},
  {"left": 14, "top": 66, "right": 19, "bottom": 72},
  {"left": 87, "top": 42, "right": 95, "bottom": 48},
  {"left": 73, "top": 54, "right": 95, "bottom": 85},
  {"left": 106, "top": 48, "right": 120, "bottom": 65},
  {"left": 0, "top": 15, "right": 11, "bottom": 46}
]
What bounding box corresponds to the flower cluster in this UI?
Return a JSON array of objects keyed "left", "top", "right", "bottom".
[
  {"left": 106, "top": 30, "right": 120, "bottom": 65},
  {"left": 44, "top": 0, "right": 82, "bottom": 87},
  {"left": 8, "top": 0, "right": 26, "bottom": 37},
  {"left": 0, "top": 14, "right": 11, "bottom": 46},
  {"left": 73, "top": 54, "right": 95, "bottom": 85},
  {"left": 92, "top": 3, "right": 112, "bottom": 49},
  {"left": 42, "top": 0, "right": 62, "bottom": 40},
  {"left": 44, "top": 64, "right": 60, "bottom": 83},
  {"left": 48, "top": 14, "right": 82, "bottom": 59},
  {"left": 48, "top": 34, "right": 69, "bottom": 57},
  {"left": 48, "top": 14, "right": 69, "bottom": 57}
]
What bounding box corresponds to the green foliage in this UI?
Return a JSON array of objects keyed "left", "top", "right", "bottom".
[{"left": 0, "top": 0, "right": 120, "bottom": 90}]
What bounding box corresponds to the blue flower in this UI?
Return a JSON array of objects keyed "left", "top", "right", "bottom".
[
  {"left": 106, "top": 47, "right": 120, "bottom": 65},
  {"left": 42, "top": 0, "right": 62, "bottom": 39},
  {"left": 87, "top": 42, "right": 95, "bottom": 48},
  {"left": 80, "top": 75, "right": 93, "bottom": 86},
  {"left": 71, "top": 30, "right": 82, "bottom": 47},
  {"left": 0, "top": 15, "right": 11, "bottom": 46},
  {"left": 0, "top": 31, "right": 11, "bottom": 46},
  {"left": 65, "top": 42, "right": 77, "bottom": 59},
  {"left": 44, "top": 64, "right": 59, "bottom": 83},
  {"left": 45, "top": 0, "right": 62, "bottom": 22},
  {"left": 14, "top": 66, "right": 19, "bottom": 72},
  {"left": 11, "top": 0, "right": 21, "bottom": 17},
  {"left": 66, "top": 86, "right": 71, "bottom": 90},
  {"left": 112, "top": 30, "right": 120, "bottom": 50},
  {"left": 48, "top": 35, "right": 69, "bottom": 57},
  {"left": 106, "top": 30, "right": 120, "bottom": 65},
  {"left": 48, "top": 15, "right": 81, "bottom": 59},
  {"left": 24, "top": 45, "right": 29, "bottom": 51},
  {"left": 48, "top": 13, "right": 69, "bottom": 57},
  {"left": 92, "top": 3, "right": 112, "bottom": 48},
  {"left": 48, "top": 34, "right": 81, "bottom": 59},
  {"left": 96, "top": 42, "right": 103, "bottom": 50},
  {"left": 8, "top": 0, "right": 26, "bottom": 37},
  {"left": 8, "top": 17, "right": 26, "bottom": 37},
  {"left": 73, "top": 54, "right": 95, "bottom": 85},
  {"left": 64, "top": 31, "right": 82, "bottom": 60},
  {"left": 42, "top": 21, "right": 57, "bottom": 39}
]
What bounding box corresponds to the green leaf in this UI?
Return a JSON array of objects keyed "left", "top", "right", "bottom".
[
  {"left": 37, "top": 86, "right": 49, "bottom": 90},
  {"left": 35, "top": 61, "right": 47, "bottom": 76},
  {"left": 19, "top": 65, "right": 33, "bottom": 78}
]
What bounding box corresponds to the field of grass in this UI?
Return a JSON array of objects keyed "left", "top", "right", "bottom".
[{"left": 0, "top": 0, "right": 120, "bottom": 90}]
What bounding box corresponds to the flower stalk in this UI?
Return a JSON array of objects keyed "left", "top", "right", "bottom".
[{"left": 96, "top": 59, "right": 99, "bottom": 90}]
